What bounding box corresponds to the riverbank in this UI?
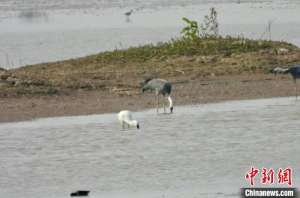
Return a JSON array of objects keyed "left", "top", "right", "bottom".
[
  {"left": 0, "top": 74, "right": 298, "bottom": 123},
  {"left": 1, "top": 37, "right": 300, "bottom": 122}
]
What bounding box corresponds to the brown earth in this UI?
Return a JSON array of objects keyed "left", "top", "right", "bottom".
[
  {"left": 1, "top": 38, "right": 300, "bottom": 122},
  {"left": 0, "top": 74, "right": 297, "bottom": 123}
]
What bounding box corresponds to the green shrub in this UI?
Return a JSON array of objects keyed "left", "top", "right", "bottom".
[{"left": 181, "top": 17, "right": 199, "bottom": 41}]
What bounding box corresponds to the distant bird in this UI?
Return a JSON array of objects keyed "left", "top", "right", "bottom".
[
  {"left": 141, "top": 78, "right": 173, "bottom": 113},
  {"left": 124, "top": 9, "right": 133, "bottom": 17},
  {"left": 118, "top": 110, "right": 140, "bottom": 129},
  {"left": 124, "top": 9, "right": 134, "bottom": 23},
  {"left": 70, "top": 190, "right": 90, "bottom": 197},
  {"left": 284, "top": 65, "right": 300, "bottom": 99},
  {"left": 270, "top": 66, "right": 289, "bottom": 76}
]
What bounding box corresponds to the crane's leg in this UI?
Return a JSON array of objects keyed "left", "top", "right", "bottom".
[
  {"left": 156, "top": 94, "right": 159, "bottom": 113},
  {"left": 295, "top": 79, "right": 298, "bottom": 100},
  {"left": 163, "top": 97, "right": 166, "bottom": 113}
]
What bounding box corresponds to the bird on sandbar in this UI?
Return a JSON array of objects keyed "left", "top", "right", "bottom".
[
  {"left": 270, "top": 66, "right": 289, "bottom": 76},
  {"left": 124, "top": 9, "right": 133, "bottom": 17},
  {"left": 284, "top": 65, "right": 300, "bottom": 99},
  {"left": 141, "top": 78, "right": 174, "bottom": 113}
]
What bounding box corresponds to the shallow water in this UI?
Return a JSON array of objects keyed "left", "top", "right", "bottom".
[
  {"left": 1, "top": 0, "right": 300, "bottom": 68},
  {"left": 0, "top": 97, "right": 299, "bottom": 198}
]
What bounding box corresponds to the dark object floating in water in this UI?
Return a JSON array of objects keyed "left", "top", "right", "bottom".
[{"left": 70, "top": 190, "right": 90, "bottom": 197}]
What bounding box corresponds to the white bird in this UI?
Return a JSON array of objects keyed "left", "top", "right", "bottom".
[
  {"left": 271, "top": 66, "right": 289, "bottom": 76},
  {"left": 118, "top": 110, "right": 140, "bottom": 129}
]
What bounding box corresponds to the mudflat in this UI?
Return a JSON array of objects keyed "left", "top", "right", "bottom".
[
  {"left": 1, "top": 37, "right": 299, "bottom": 122},
  {"left": 0, "top": 74, "right": 296, "bottom": 122}
]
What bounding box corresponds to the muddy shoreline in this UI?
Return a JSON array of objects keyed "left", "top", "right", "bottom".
[
  {"left": 0, "top": 74, "right": 296, "bottom": 123},
  {"left": 1, "top": 37, "right": 299, "bottom": 123}
]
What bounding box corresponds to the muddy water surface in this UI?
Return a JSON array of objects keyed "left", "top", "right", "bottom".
[{"left": 0, "top": 97, "right": 299, "bottom": 198}]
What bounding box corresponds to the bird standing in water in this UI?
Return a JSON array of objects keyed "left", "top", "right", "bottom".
[{"left": 118, "top": 110, "right": 140, "bottom": 129}]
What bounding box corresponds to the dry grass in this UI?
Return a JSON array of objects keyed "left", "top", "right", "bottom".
[{"left": 0, "top": 37, "right": 300, "bottom": 97}]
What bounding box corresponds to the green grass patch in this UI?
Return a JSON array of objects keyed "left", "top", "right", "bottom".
[{"left": 96, "top": 36, "right": 297, "bottom": 64}]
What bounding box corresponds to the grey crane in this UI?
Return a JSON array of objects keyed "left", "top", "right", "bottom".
[
  {"left": 141, "top": 78, "right": 174, "bottom": 113},
  {"left": 284, "top": 65, "right": 300, "bottom": 99}
]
